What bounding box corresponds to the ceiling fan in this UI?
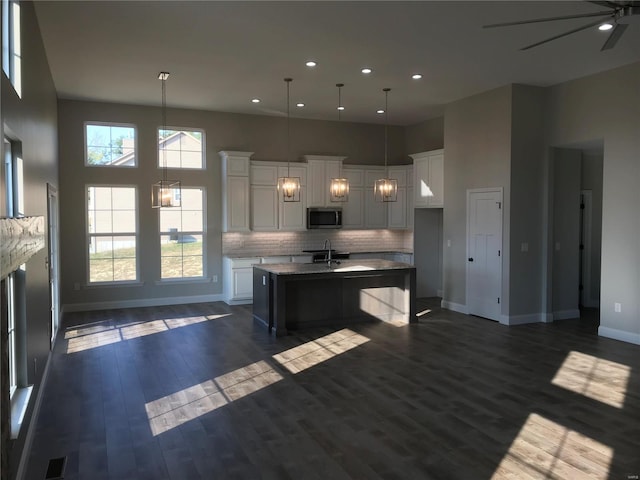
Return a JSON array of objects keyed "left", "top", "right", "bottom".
[{"left": 483, "top": 1, "right": 639, "bottom": 51}]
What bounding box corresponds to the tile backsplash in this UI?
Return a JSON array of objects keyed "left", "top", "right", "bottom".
[{"left": 222, "top": 230, "right": 413, "bottom": 257}]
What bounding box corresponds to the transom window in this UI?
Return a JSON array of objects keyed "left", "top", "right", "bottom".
[
  {"left": 2, "top": 0, "right": 22, "bottom": 98},
  {"left": 85, "top": 123, "right": 137, "bottom": 167},
  {"left": 158, "top": 128, "right": 204, "bottom": 169},
  {"left": 159, "top": 187, "right": 205, "bottom": 279},
  {"left": 87, "top": 186, "right": 138, "bottom": 283}
]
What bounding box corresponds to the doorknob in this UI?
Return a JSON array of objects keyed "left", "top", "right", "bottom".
[{"left": 468, "top": 258, "right": 474, "bottom": 262}]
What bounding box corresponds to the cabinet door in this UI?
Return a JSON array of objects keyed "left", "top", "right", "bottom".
[
  {"left": 414, "top": 158, "right": 431, "bottom": 208},
  {"left": 251, "top": 185, "right": 278, "bottom": 231},
  {"left": 407, "top": 187, "right": 414, "bottom": 230},
  {"left": 279, "top": 187, "right": 307, "bottom": 231},
  {"left": 342, "top": 187, "right": 364, "bottom": 229},
  {"left": 225, "top": 176, "right": 250, "bottom": 232},
  {"left": 428, "top": 153, "right": 444, "bottom": 207},
  {"left": 388, "top": 187, "right": 407, "bottom": 229},
  {"left": 307, "top": 160, "right": 326, "bottom": 207},
  {"left": 251, "top": 164, "right": 279, "bottom": 185},
  {"left": 233, "top": 268, "right": 254, "bottom": 299}
]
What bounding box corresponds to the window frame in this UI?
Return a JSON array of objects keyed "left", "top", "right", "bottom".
[
  {"left": 86, "top": 184, "right": 140, "bottom": 285},
  {"left": 157, "top": 126, "right": 206, "bottom": 170},
  {"left": 84, "top": 122, "right": 138, "bottom": 168},
  {"left": 158, "top": 186, "right": 206, "bottom": 281}
]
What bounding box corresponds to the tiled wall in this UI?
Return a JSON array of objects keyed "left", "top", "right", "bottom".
[{"left": 222, "top": 230, "right": 413, "bottom": 257}]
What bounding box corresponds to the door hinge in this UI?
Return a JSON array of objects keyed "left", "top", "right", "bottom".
[
  {"left": 580, "top": 203, "right": 585, "bottom": 210},
  {"left": 496, "top": 202, "right": 502, "bottom": 209},
  {"left": 498, "top": 250, "right": 501, "bottom": 257},
  {"left": 497, "top": 297, "right": 500, "bottom": 304}
]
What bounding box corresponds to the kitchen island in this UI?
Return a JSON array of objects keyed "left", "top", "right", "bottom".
[{"left": 253, "top": 259, "right": 416, "bottom": 336}]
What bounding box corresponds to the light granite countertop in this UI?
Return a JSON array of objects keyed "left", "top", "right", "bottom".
[
  {"left": 224, "top": 249, "right": 413, "bottom": 259},
  {"left": 253, "top": 258, "right": 415, "bottom": 275}
]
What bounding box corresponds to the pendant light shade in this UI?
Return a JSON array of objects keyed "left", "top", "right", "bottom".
[
  {"left": 277, "top": 77, "right": 301, "bottom": 202},
  {"left": 152, "top": 72, "right": 181, "bottom": 208},
  {"left": 330, "top": 83, "right": 349, "bottom": 203},
  {"left": 374, "top": 87, "right": 397, "bottom": 202}
]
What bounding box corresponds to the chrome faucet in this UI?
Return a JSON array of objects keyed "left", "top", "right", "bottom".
[{"left": 323, "top": 239, "right": 332, "bottom": 264}]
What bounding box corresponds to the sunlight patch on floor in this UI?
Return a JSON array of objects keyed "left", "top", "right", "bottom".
[
  {"left": 145, "top": 360, "right": 282, "bottom": 435},
  {"left": 551, "top": 351, "right": 630, "bottom": 409},
  {"left": 491, "top": 413, "right": 613, "bottom": 480},
  {"left": 360, "top": 286, "right": 408, "bottom": 326},
  {"left": 65, "top": 314, "right": 230, "bottom": 353},
  {"left": 272, "top": 329, "right": 370, "bottom": 374}
]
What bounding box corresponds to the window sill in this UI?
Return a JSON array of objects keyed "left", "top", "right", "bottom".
[
  {"left": 84, "top": 281, "right": 144, "bottom": 289},
  {"left": 11, "top": 385, "right": 33, "bottom": 439}
]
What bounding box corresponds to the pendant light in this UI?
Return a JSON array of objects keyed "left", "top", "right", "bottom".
[
  {"left": 277, "top": 77, "right": 301, "bottom": 202},
  {"left": 374, "top": 87, "right": 397, "bottom": 202},
  {"left": 152, "top": 72, "right": 181, "bottom": 208},
  {"left": 330, "top": 83, "right": 349, "bottom": 202}
]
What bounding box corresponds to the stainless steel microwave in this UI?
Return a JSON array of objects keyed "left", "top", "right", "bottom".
[{"left": 307, "top": 207, "right": 343, "bottom": 229}]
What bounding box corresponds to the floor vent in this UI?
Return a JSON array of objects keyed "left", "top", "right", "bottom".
[{"left": 45, "top": 456, "right": 67, "bottom": 479}]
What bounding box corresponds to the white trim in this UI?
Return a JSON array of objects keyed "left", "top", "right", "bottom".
[
  {"left": 15, "top": 343, "right": 55, "bottom": 480},
  {"left": 503, "top": 313, "right": 551, "bottom": 325},
  {"left": 224, "top": 298, "right": 253, "bottom": 306},
  {"left": 62, "top": 293, "right": 225, "bottom": 313},
  {"left": 553, "top": 309, "right": 581, "bottom": 320},
  {"left": 441, "top": 300, "right": 468, "bottom": 314},
  {"left": 598, "top": 326, "right": 640, "bottom": 345}
]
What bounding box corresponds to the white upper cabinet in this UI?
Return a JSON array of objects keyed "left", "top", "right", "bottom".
[
  {"left": 410, "top": 149, "right": 444, "bottom": 208},
  {"left": 220, "top": 151, "right": 252, "bottom": 232},
  {"left": 304, "top": 155, "right": 346, "bottom": 207}
]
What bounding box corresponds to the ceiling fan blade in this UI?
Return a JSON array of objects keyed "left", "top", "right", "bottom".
[
  {"left": 483, "top": 10, "right": 613, "bottom": 28},
  {"left": 601, "top": 23, "right": 629, "bottom": 50},
  {"left": 587, "top": 1, "right": 619, "bottom": 8},
  {"left": 520, "top": 16, "right": 613, "bottom": 50}
]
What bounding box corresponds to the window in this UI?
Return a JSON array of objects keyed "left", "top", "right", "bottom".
[
  {"left": 87, "top": 186, "right": 138, "bottom": 283},
  {"left": 85, "top": 123, "right": 137, "bottom": 167},
  {"left": 159, "top": 187, "right": 205, "bottom": 279},
  {"left": 158, "top": 128, "right": 204, "bottom": 169},
  {"left": 2, "top": 0, "right": 21, "bottom": 97},
  {"left": 6, "top": 273, "right": 17, "bottom": 396}
]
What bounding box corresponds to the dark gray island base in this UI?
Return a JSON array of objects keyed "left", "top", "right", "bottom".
[{"left": 253, "top": 259, "right": 416, "bottom": 336}]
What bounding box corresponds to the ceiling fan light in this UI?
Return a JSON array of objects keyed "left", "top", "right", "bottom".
[{"left": 599, "top": 22, "right": 613, "bottom": 31}]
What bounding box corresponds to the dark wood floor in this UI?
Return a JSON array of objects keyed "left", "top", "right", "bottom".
[{"left": 25, "top": 299, "right": 640, "bottom": 480}]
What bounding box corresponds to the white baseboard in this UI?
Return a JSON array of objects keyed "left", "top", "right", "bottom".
[
  {"left": 598, "top": 326, "right": 640, "bottom": 345},
  {"left": 224, "top": 298, "right": 253, "bottom": 306},
  {"left": 441, "top": 300, "right": 468, "bottom": 314},
  {"left": 62, "top": 293, "right": 226, "bottom": 313},
  {"left": 553, "top": 309, "right": 581, "bottom": 321}
]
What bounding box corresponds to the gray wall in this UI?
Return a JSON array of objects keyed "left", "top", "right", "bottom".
[
  {"left": 1, "top": 1, "right": 58, "bottom": 476},
  {"left": 405, "top": 117, "right": 444, "bottom": 155},
  {"left": 413, "top": 208, "right": 443, "bottom": 297},
  {"left": 57, "top": 100, "right": 406, "bottom": 308},
  {"left": 546, "top": 62, "right": 640, "bottom": 340},
  {"left": 551, "top": 148, "right": 581, "bottom": 316},
  {"left": 442, "top": 85, "right": 512, "bottom": 311}
]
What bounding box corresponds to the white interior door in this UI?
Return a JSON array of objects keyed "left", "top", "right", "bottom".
[{"left": 467, "top": 188, "right": 503, "bottom": 321}]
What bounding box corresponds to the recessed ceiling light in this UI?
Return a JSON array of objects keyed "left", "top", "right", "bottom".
[
  {"left": 296, "top": 103, "right": 305, "bottom": 108},
  {"left": 306, "top": 61, "right": 317, "bottom": 67},
  {"left": 376, "top": 109, "right": 384, "bottom": 114},
  {"left": 251, "top": 98, "right": 260, "bottom": 103},
  {"left": 361, "top": 68, "right": 372, "bottom": 74},
  {"left": 412, "top": 74, "right": 423, "bottom": 80},
  {"left": 337, "top": 106, "right": 345, "bottom": 111},
  {"left": 599, "top": 23, "right": 613, "bottom": 31}
]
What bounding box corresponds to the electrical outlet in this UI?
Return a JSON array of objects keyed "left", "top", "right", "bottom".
[
  {"left": 614, "top": 302, "right": 621, "bottom": 313},
  {"left": 212, "top": 275, "right": 218, "bottom": 283},
  {"left": 447, "top": 239, "right": 451, "bottom": 247}
]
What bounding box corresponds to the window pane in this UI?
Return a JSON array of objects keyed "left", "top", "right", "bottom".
[
  {"left": 182, "top": 235, "right": 203, "bottom": 256},
  {"left": 112, "top": 187, "right": 136, "bottom": 209},
  {"left": 161, "top": 236, "right": 182, "bottom": 257},
  {"left": 113, "top": 259, "right": 136, "bottom": 281},
  {"left": 94, "top": 211, "right": 113, "bottom": 233},
  {"left": 182, "top": 255, "right": 203, "bottom": 277},
  {"left": 181, "top": 151, "right": 202, "bottom": 169},
  {"left": 162, "top": 151, "right": 181, "bottom": 169},
  {"left": 86, "top": 124, "right": 136, "bottom": 167},
  {"left": 89, "top": 259, "right": 114, "bottom": 282},
  {"left": 181, "top": 188, "right": 203, "bottom": 207},
  {"left": 160, "top": 210, "right": 182, "bottom": 232},
  {"left": 93, "top": 187, "right": 112, "bottom": 209},
  {"left": 181, "top": 211, "right": 203, "bottom": 231},
  {"left": 112, "top": 211, "right": 135, "bottom": 233},
  {"left": 161, "top": 257, "right": 182, "bottom": 278},
  {"left": 157, "top": 129, "right": 204, "bottom": 169},
  {"left": 112, "top": 236, "right": 136, "bottom": 258}
]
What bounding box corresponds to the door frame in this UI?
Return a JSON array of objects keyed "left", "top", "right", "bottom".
[
  {"left": 466, "top": 187, "right": 504, "bottom": 322},
  {"left": 46, "top": 183, "right": 60, "bottom": 348}
]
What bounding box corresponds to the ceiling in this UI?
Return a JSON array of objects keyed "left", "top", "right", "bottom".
[{"left": 33, "top": 1, "right": 640, "bottom": 126}]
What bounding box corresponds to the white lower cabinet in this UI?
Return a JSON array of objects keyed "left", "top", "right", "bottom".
[{"left": 223, "top": 257, "right": 261, "bottom": 304}]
